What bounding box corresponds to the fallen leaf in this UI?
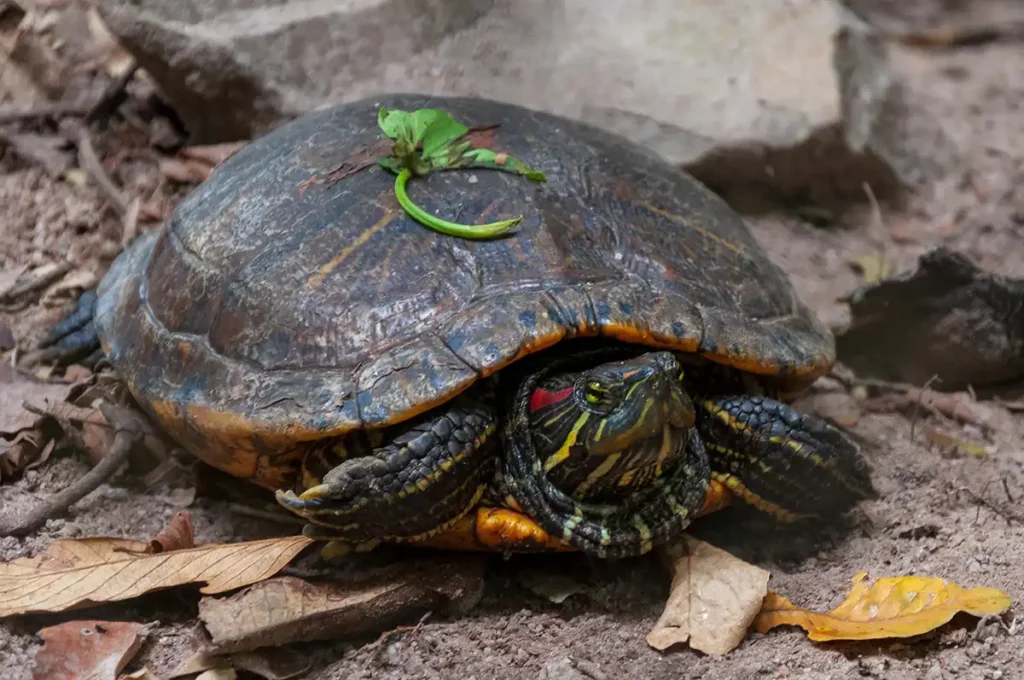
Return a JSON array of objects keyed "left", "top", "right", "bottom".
[
  {"left": 148, "top": 511, "right": 195, "bottom": 553},
  {"left": 159, "top": 157, "right": 211, "bottom": 184},
  {"left": 0, "top": 130, "right": 73, "bottom": 177},
  {"left": 0, "top": 261, "right": 72, "bottom": 310},
  {"left": 32, "top": 620, "right": 147, "bottom": 680},
  {"left": 198, "top": 556, "right": 485, "bottom": 653},
  {"left": 1, "top": 431, "right": 56, "bottom": 481},
  {"left": 172, "top": 649, "right": 309, "bottom": 680},
  {"left": 850, "top": 252, "right": 890, "bottom": 285},
  {"left": 64, "top": 168, "right": 89, "bottom": 187},
  {"left": 647, "top": 535, "right": 770, "bottom": 655},
  {"left": 754, "top": 571, "right": 1011, "bottom": 641},
  {"left": 86, "top": 6, "right": 135, "bottom": 78},
  {"left": 179, "top": 142, "right": 246, "bottom": 167},
  {"left": 41, "top": 268, "right": 99, "bottom": 307},
  {"left": 922, "top": 426, "right": 991, "bottom": 459},
  {"left": 196, "top": 671, "right": 236, "bottom": 680},
  {"left": 0, "top": 374, "right": 69, "bottom": 435},
  {"left": 64, "top": 364, "right": 95, "bottom": 384},
  {"left": 0, "top": 535, "right": 313, "bottom": 617},
  {"left": 517, "top": 569, "right": 584, "bottom": 604},
  {"left": 862, "top": 387, "right": 1011, "bottom": 432},
  {"left": 119, "top": 670, "right": 161, "bottom": 680}
]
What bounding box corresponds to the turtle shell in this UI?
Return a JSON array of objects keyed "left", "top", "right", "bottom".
[{"left": 94, "top": 94, "right": 834, "bottom": 489}]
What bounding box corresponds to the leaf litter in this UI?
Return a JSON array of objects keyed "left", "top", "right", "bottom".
[
  {"left": 0, "top": 532, "right": 313, "bottom": 617},
  {"left": 31, "top": 619, "right": 148, "bottom": 680},
  {"left": 196, "top": 555, "right": 485, "bottom": 654},
  {"left": 755, "top": 571, "right": 1011, "bottom": 642},
  {"left": 647, "top": 535, "right": 770, "bottom": 656}
]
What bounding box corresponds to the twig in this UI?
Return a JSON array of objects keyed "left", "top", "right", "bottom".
[
  {"left": 0, "top": 101, "right": 92, "bottom": 126},
  {"left": 956, "top": 485, "right": 1024, "bottom": 526},
  {"left": 0, "top": 429, "right": 136, "bottom": 537},
  {"left": 366, "top": 611, "right": 433, "bottom": 658},
  {"left": 228, "top": 503, "right": 305, "bottom": 526},
  {"left": 75, "top": 126, "right": 130, "bottom": 216},
  {"left": 910, "top": 374, "right": 940, "bottom": 442},
  {"left": 0, "top": 59, "right": 137, "bottom": 128},
  {"left": 86, "top": 61, "right": 139, "bottom": 124}
]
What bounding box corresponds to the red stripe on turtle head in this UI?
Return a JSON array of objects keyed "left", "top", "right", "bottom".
[{"left": 529, "top": 386, "right": 574, "bottom": 413}]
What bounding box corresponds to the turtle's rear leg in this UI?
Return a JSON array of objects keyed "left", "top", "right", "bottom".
[
  {"left": 276, "top": 399, "right": 500, "bottom": 551},
  {"left": 25, "top": 290, "right": 103, "bottom": 368}
]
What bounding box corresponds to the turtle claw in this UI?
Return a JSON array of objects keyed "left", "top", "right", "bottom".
[
  {"left": 298, "top": 483, "right": 331, "bottom": 501},
  {"left": 275, "top": 488, "right": 322, "bottom": 512}
]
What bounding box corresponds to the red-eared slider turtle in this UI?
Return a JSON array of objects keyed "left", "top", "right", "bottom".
[{"left": 43, "top": 94, "right": 873, "bottom": 558}]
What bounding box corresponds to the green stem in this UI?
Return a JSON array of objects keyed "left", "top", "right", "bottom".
[{"left": 394, "top": 168, "right": 521, "bottom": 240}]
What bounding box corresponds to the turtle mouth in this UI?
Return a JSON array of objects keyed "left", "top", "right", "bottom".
[{"left": 555, "top": 421, "right": 693, "bottom": 501}]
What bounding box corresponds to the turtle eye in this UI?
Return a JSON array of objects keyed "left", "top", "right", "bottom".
[{"left": 579, "top": 379, "right": 616, "bottom": 414}]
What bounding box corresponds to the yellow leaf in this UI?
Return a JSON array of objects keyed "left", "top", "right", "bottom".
[
  {"left": 923, "top": 426, "right": 990, "bottom": 459},
  {"left": 851, "top": 253, "right": 890, "bottom": 284},
  {"left": 0, "top": 535, "right": 313, "bottom": 618},
  {"left": 647, "top": 535, "right": 770, "bottom": 655},
  {"left": 754, "top": 571, "right": 1011, "bottom": 641}
]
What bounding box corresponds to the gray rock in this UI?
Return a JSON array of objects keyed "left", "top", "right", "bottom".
[
  {"left": 539, "top": 657, "right": 589, "bottom": 680},
  {"left": 100, "top": 0, "right": 958, "bottom": 205},
  {"left": 98, "top": 0, "right": 494, "bottom": 143}
]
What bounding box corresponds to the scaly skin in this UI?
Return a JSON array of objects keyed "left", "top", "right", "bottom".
[{"left": 38, "top": 296, "right": 874, "bottom": 558}]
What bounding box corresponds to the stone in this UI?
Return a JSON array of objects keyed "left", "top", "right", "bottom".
[{"left": 100, "top": 0, "right": 958, "bottom": 205}]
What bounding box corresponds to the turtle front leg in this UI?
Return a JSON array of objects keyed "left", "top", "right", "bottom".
[
  {"left": 276, "top": 399, "right": 498, "bottom": 551},
  {"left": 696, "top": 394, "right": 875, "bottom": 521}
]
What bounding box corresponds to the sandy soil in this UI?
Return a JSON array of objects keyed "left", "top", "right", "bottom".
[{"left": 1, "top": 29, "right": 1023, "bottom": 680}]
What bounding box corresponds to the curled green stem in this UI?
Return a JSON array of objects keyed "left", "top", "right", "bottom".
[{"left": 394, "top": 168, "right": 521, "bottom": 240}]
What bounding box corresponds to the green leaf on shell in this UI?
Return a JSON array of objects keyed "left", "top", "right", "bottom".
[{"left": 421, "top": 113, "right": 470, "bottom": 164}]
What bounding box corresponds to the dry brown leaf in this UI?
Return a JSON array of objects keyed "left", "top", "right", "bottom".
[
  {"left": 159, "top": 157, "right": 212, "bottom": 184},
  {"left": 86, "top": 6, "right": 134, "bottom": 78},
  {"left": 647, "top": 535, "right": 770, "bottom": 655},
  {"left": 32, "top": 620, "right": 147, "bottom": 680},
  {"left": 1, "top": 431, "right": 56, "bottom": 480},
  {"left": 922, "top": 426, "right": 991, "bottom": 459},
  {"left": 0, "top": 376, "right": 69, "bottom": 434},
  {"left": 198, "top": 556, "right": 485, "bottom": 653},
  {"left": 179, "top": 142, "right": 247, "bottom": 167},
  {"left": 64, "top": 364, "right": 95, "bottom": 384},
  {"left": 755, "top": 571, "right": 1011, "bottom": 642},
  {"left": 0, "top": 130, "right": 72, "bottom": 177},
  {"left": 0, "top": 535, "right": 313, "bottom": 617},
  {"left": 0, "top": 260, "right": 72, "bottom": 309},
  {"left": 863, "top": 388, "right": 1010, "bottom": 432},
  {"left": 148, "top": 511, "right": 195, "bottom": 553},
  {"left": 119, "top": 670, "right": 161, "bottom": 680},
  {"left": 196, "top": 671, "right": 236, "bottom": 680},
  {"left": 517, "top": 569, "right": 584, "bottom": 604},
  {"left": 172, "top": 649, "right": 310, "bottom": 680},
  {"left": 41, "top": 268, "right": 99, "bottom": 307}
]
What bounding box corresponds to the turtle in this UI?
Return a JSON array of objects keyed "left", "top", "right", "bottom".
[{"left": 42, "top": 94, "right": 874, "bottom": 559}]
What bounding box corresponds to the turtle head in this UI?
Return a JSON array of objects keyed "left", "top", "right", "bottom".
[{"left": 527, "top": 351, "right": 696, "bottom": 501}]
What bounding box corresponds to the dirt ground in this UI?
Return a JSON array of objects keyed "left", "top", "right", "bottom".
[{"left": 2, "top": 24, "right": 1024, "bottom": 680}]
